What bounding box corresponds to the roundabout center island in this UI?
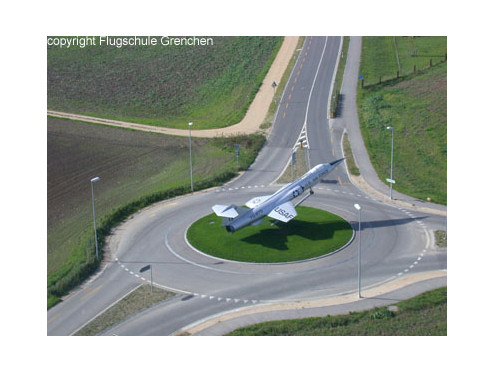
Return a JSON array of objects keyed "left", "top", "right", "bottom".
[{"left": 186, "top": 206, "right": 353, "bottom": 263}]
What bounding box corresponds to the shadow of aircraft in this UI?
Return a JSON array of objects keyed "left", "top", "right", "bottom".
[
  {"left": 240, "top": 215, "right": 428, "bottom": 251},
  {"left": 241, "top": 219, "right": 352, "bottom": 251}
]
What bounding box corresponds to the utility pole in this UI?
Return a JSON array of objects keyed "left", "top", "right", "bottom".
[
  {"left": 354, "top": 203, "right": 362, "bottom": 298},
  {"left": 90, "top": 177, "right": 101, "bottom": 261},
  {"left": 386, "top": 126, "right": 395, "bottom": 199},
  {"left": 188, "top": 122, "right": 194, "bottom": 192}
]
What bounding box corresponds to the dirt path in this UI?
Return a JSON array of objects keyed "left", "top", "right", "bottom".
[{"left": 47, "top": 37, "right": 300, "bottom": 138}]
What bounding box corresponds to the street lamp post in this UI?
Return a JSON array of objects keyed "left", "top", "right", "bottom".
[
  {"left": 188, "top": 122, "right": 194, "bottom": 192},
  {"left": 354, "top": 203, "right": 362, "bottom": 298},
  {"left": 90, "top": 177, "right": 101, "bottom": 261},
  {"left": 386, "top": 126, "right": 394, "bottom": 199}
]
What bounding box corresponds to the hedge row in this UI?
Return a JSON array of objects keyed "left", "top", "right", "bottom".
[{"left": 47, "top": 169, "right": 237, "bottom": 305}]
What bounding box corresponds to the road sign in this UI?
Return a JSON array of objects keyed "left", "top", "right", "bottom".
[
  {"left": 139, "top": 264, "right": 153, "bottom": 293},
  {"left": 386, "top": 178, "right": 396, "bottom": 184}
]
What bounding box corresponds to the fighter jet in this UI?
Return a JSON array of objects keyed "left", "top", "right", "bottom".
[{"left": 212, "top": 158, "right": 345, "bottom": 232}]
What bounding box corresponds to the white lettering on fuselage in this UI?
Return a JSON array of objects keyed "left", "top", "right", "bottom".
[{"left": 249, "top": 209, "right": 264, "bottom": 220}]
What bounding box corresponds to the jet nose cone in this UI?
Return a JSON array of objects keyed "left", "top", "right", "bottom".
[{"left": 329, "top": 158, "right": 345, "bottom": 166}]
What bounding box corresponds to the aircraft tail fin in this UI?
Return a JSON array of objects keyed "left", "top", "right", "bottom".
[
  {"left": 212, "top": 205, "right": 249, "bottom": 219},
  {"left": 212, "top": 205, "right": 250, "bottom": 227},
  {"left": 212, "top": 204, "right": 239, "bottom": 218}
]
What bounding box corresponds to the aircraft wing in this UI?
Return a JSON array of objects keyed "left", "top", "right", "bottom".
[
  {"left": 268, "top": 201, "right": 297, "bottom": 223},
  {"left": 245, "top": 195, "right": 272, "bottom": 208}
]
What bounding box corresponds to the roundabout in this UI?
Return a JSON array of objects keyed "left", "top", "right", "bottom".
[
  {"left": 186, "top": 206, "right": 353, "bottom": 263},
  {"left": 111, "top": 184, "right": 437, "bottom": 303}
]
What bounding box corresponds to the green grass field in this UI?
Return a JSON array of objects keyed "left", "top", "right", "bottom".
[
  {"left": 187, "top": 206, "right": 353, "bottom": 263},
  {"left": 357, "top": 37, "right": 447, "bottom": 204},
  {"left": 360, "top": 36, "right": 447, "bottom": 86},
  {"left": 228, "top": 286, "right": 447, "bottom": 335},
  {"left": 47, "top": 118, "right": 265, "bottom": 307},
  {"left": 47, "top": 37, "right": 282, "bottom": 129}
]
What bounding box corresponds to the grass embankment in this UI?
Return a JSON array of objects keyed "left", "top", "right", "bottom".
[
  {"left": 47, "top": 37, "right": 282, "bottom": 129},
  {"left": 47, "top": 118, "right": 265, "bottom": 308},
  {"left": 187, "top": 206, "right": 352, "bottom": 263},
  {"left": 75, "top": 284, "right": 175, "bottom": 336},
  {"left": 343, "top": 133, "right": 360, "bottom": 176},
  {"left": 228, "top": 287, "right": 447, "bottom": 336},
  {"left": 329, "top": 36, "right": 349, "bottom": 118},
  {"left": 357, "top": 37, "right": 447, "bottom": 204},
  {"left": 276, "top": 147, "right": 308, "bottom": 183}
]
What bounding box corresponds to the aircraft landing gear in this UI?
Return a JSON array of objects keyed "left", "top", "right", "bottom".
[{"left": 294, "top": 189, "right": 315, "bottom": 208}]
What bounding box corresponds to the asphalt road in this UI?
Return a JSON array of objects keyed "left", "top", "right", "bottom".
[{"left": 47, "top": 36, "right": 447, "bottom": 336}]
